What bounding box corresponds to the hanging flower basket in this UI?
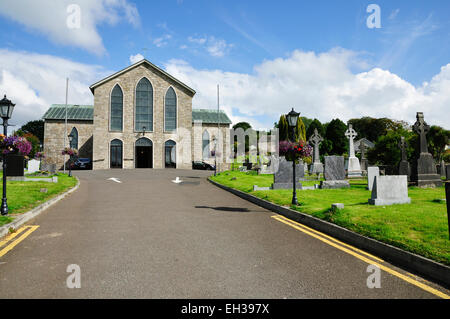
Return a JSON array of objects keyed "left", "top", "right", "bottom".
[
  {"left": 279, "top": 140, "right": 312, "bottom": 163},
  {"left": 34, "top": 151, "right": 46, "bottom": 160},
  {"left": 62, "top": 147, "right": 78, "bottom": 157},
  {"left": 0, "top": 134, "right": 32, "bottom": 156}
]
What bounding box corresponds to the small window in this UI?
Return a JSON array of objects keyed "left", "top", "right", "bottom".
[
  {"left": 69, "top": 127, "right": 78, "bottom": 150},
  {"left": 202, "top": 130, "right": 210, "bottom": 160}
]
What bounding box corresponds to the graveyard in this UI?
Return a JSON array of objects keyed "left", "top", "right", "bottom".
[
  {"left": 0, "top": 171, "right": 77, "bottom": 226},
  {"left": 210, "top": 170, "right": 449, "bottom": 266}
]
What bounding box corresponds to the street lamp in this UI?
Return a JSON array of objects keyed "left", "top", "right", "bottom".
[
  {"left": 68, "top": 133, "right": 74, "bottom": 177},
  {"left": 286, "top": 108, "right": 300, "bottom": 206},
  {"left": 0, "top": 95, "right": 16, "bottom": 216},
  {"left": 212, "top": 136, "right": 217, "bottom": 176}
]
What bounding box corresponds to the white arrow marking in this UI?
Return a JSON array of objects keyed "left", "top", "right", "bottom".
[
  {"left": 108, "top": 177, "right": 122, "bottom": 183},
  {"left": 172, "top": 176, "right": 183, "bottom": 184}
]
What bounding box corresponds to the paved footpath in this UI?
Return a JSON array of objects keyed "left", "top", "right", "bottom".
[{"left": 0, "top": 169, "right": 449, "bottom": 298}]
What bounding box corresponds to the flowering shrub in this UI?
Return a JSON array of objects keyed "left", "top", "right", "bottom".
[
  {"left": 0, "top": 134, "right": 32, "bottom": 156},
  {"left": 61, "top": 147, "right": 78, "bottom": 157},
  {"left": 279, "top": 140, "right": 313, "bottom": 163},
  {"left": 35, "top": 151, "right": 46, "bottom": 159}
]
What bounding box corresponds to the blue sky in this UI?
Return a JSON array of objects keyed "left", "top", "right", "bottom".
[{"left": 0, "top": 0, "right": 449, "bottom": 129}]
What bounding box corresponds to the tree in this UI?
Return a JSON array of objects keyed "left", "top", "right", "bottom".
[
  {"left": 301, "top": 117, "right": 314, "bottom": 133},
  {"left": 14, "top": 130, "right": 40, "bottom": 158},
  {"left": 232, "top": 122, "right": 251, "bottom": 131},
  {"left": 325, "top": 118, "right": 348, "bottom": 155},
  {"left": 367, "top": 129, "right": 415, "bottom": 167},
  {"left": 295, "top": 117, "right": 306, "bottom": 142},
  {"left": 306, "top": 119, "right": 325, "bottom": 140},
  {"left": 19, "top": 120, "right": 44, "bottom": 143},
  {"left": 277, "top": 115, "right": 289, "bottom": 141},
  {"left": 347, "top": 117, "right": 404, "bottom": 143},
  {"left": 427, "top": 125, "right": 450, "bottom": 163}
]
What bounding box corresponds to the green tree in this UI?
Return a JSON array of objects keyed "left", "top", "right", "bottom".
[
  {"left": 367, "top": 129, "right": 415, "bottom": 167},
  {"left": 277, "top": 115, "right": 289, "bottom": 141},
  {"left": 427, "top": 125, "right": 450, "bottom": 163},
  {"left": 325, "top": 118, "right": 348, "bottom": 155},
  {"left": 19, "top": 120, "right": 44, "bottom": 143},
  {"left": 295, "top": 117, "right": 306, "bottom": 142},
  {"left": 347, "top": 117, "right": 404, "bottom": 143},
  {"left": 301, "top": 117, "right": 314, "bottom": 133},
  {"left": 14, "top": 130, "right": 40, "bottom": 158},
  {"left": 306, "top": 119, "right": 325, "bottom": 140}
]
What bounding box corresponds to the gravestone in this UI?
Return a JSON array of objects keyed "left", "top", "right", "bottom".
[
  {"left": 272, "top": 156, "right": 304, "bottom": 189},
  {"left": 367, "top": 166, "right": 379, "bottom": 191},
  {"left": 369, "top": 175, "right": 411, "bottom": 206},
  {"left": 258, "top": 155, "right": 277, "bottom": 174},
  {"left": 359, "top": 142, "right": 368, "bottom": 172},
  {"left": 447, "top": 164, "right": 450, "bottom": 181},
  {"left": 27, "top": 159, "right": 40, "bottom": 174},
  {"left": 398, "top": 136, "right": 411, "bottom": 181},
  {"left": 320, "top": 156, "right": 350, "bottom": 189},
  {"left": 411, "top": 112, "right": 442, "bottom": 187},
  {"left": 41, "top": 163, "right": 56, "bottom": 174},
  {"left": 308, "top": 128, "right": 324, "bottom": 174},
  {"left": 345, "top": 124, "right": 362, "bottom": 178},
  {"left": 439, "top": 160, "right": 446, "bottom": 178}
]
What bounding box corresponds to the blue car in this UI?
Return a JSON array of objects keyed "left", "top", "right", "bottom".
[{"left": 71, "top": 158, "right": 92, "bottom": 170}]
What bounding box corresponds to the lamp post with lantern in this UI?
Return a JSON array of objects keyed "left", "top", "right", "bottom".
[
  {"left": 286, "top": 108, "right": 300, "bottom": 206},
  {"left": 68, "top": 132, "right": 74, "bottom": 177},
  {"left": 0, "top": 95, "right": 16, "bottom": 216}
]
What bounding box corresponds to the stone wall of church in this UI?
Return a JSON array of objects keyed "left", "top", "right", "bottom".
[
  {"left": 43, "top": 120, "right": 93, "bottom": 169},
  {"left": 191, "top": 122, "right": 231, "bottom": 172},
  {"left": 92, "top": 63, "right": 193, "bottom": 170}
]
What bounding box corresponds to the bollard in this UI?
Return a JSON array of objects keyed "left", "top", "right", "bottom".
[{"left": 446, "top": 182, "right": 450, "bottom": 240}]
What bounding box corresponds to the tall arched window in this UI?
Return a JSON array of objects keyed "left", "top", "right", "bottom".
[
  {"left": 69, "top": 127, "right": 78, "bottom": 150},
  {"left": 164, "top": 87, "right": 177, "bottom": 132},
  {"left": 165, "top": 140, "right": 176, "bottom": 168},
  {"left": 202, "top": 130, "right": 210, "bottom": 160},
  {"left": 110, "top": 84, "right": 123, "bottom": 131},
  {"left": 135, "top": 78, "right": 153, "bottom": 131}
]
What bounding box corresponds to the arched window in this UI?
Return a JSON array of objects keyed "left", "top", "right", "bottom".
[
  {"left": 202, "top": 130, "right": 210, "bottom": 160},
  {"left": 110, "top": 84, "right": 123, "bottom": 131},
  {"left": 164, "top": 140, "right": 176, "bottom": 168},
  {"left": 110, "top": 139, "right": 123, "bottom": 168},
  {"left": 135, "top": 78, "right": 153, "bottom": 132},
  {"left": 69, "top": 127, "right": 78, "bottom": 150},
  {"left": 164, "top": 87, "right": 177, "bottom": 132}
]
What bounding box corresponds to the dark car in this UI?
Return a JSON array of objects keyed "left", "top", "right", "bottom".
[
  {"left": 192, "top": 161, "right": 215, "bottom": 170},
  {"left": 71, "top": 158, "right": 92, "bottom": 170}
]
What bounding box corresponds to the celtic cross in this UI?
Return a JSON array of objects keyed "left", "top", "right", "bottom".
[
  {"left": 308, "top": 128, "right": 323, "bottom": 163},
  {"left": 412, "top": 112, "right": 430, "bottom": 154},
  {"left": 398, "top": 136, "right": 408, "bottom": 161},
  {"left": 345, "top": 124, "right": 358, "bottom": 158}
]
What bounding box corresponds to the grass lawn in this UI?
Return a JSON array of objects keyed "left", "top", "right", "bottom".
[
  {"left": 210, "top": 170, "right": 450, "bottom": 266},
  {"left": 0, "top": 172, "right": 77, "bottom": 227}
]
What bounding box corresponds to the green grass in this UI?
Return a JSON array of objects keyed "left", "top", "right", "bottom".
[
  {"left": 211, "top": 170, "right": 450, "bottom": 266},
  {"left": 0, "top": 173, "right": 77, "bottom": 227}
]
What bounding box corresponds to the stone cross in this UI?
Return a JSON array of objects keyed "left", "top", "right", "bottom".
[
  {"left": 398, "top": 136, "right": 408, "bottom": 161},
  {"left": 345, "top": 124, "right": 358, "bottom": 158},
  {"left": 308, "top": 128, "right": 324, "bottom": 164},
  {"left": 412, "top": 112, "right": 430, "bottom": 154}
]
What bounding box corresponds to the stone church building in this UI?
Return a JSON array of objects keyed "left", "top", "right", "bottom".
[{"left": 42, "top": 59, "right": 232, "bottom": 170}]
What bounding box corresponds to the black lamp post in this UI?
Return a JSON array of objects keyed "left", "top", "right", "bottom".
[
  {"left": 0, "top": 95, "right": 16, "bottom": 216},
  {"left": 212, "top": 136, "right": 217, "bottom": 176},
  {"left": 286, "top": 108, "right": 300, "bottom": 206},
  {"left": 68, "top": 133, "right": 74, "bottom": 177}
]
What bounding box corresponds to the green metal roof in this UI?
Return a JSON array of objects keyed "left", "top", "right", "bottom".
[
  {"left": 42, "top": 105, "right": 232, "bottom": 125},
  {"left": 192, "top": 109, "right": 232, "bottom": 124},
  {"left": 43, "top": 104, "right": 94, "bottom": 121}
]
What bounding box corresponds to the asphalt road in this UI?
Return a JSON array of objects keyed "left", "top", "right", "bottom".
[{"left": 0, "top": 169, "right": 448, "bottom": 298}]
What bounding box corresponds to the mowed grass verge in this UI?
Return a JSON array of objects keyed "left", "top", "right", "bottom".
[
  {"left": 210, "top": 170, "right": 450, "bottom": 266},
  {"left": 0, "top": 173, "right": 77, "bottom": 227}
]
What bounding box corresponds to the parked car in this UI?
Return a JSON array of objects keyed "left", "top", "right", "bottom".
[
  {"left": 71, "top": 158, "right": 92, "bottom": 170},
  {"left": 192, "top": 161, "right": 215, "bottom": 170}
]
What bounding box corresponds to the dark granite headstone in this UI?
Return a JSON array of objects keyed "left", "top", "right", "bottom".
[
  {"left": 411, "top": 112, "right": 442, "bottom": 188},
  {"left": 398, "top": 136, "right": 411, "bottom": 181},
  {"left": 272, "top": 156, "right": 304, "bottom": 189},
  {"left": 446, "top": 164, "right": 450, "bottom": 181},
  {"left": 324, "top": 156, "right": 345, "bottom": 181}
]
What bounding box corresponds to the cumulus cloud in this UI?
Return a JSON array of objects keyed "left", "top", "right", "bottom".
[
  {"left": 153, "top": 34, "right": 172, "bottom": 48},
  {"left": 129, "top": 53, "right": 144, "bottom": 64},
  {"left": 0, "top": 49, "right": 109, "bottom": 129},
  {"left": 0, "top": 0, "right": 140, "bottom": 55},
  {"left": 165, "top": 49, "right": 450, "bottom": 129},
  {"left": 187, "top": 36, "right": 233, "bottom": 57}
]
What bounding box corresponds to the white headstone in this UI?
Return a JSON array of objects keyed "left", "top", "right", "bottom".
[
  {"left": 368, "top": 175, "right": 411, "bottom": 206},
  {"left": 345, "top": 124, "right": 362, "bottom": 177},
  {"left": 27, "top": 159, "right": 40, "bottom": 174},
  {"left": 367, "top": 166, "right": 379, "bottom": 191}
]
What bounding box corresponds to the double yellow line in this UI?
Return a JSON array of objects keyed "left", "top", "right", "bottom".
[
  {"left": 0, "top": 225, "right": 39, "bottom": 258},
  {"left": 271, "top": 215, "right": 450, "bottom": 299}
]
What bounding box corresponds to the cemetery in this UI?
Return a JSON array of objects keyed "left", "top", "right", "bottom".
[{"left": 212, "top": 111, "right": 449, "bottom": 266}]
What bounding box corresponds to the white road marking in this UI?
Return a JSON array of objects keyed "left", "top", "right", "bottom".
[
  {"left": 172, "top": 177, "right": 183, "bottom": 184},
  {"left": 108, "top": 177, "right": 122, "bottom": 183}
]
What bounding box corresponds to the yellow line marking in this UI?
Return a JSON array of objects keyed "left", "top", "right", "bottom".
[
  {"left": 271, "top": 216, "right": 449, "bottom": 299},
  {"left": 0, "top": 225, "right": 39, "bottom": 258},
  {"left": 0, "top": 226, "right": 30, "bottom": 248},
  {"left": 273, "top": 215, "right": 384, "bottom": 263}
]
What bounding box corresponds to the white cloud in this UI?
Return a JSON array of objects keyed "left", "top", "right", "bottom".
[
  {"left": 389, "top": 9, "right": 400, "bottom": 20},
  {"left": 129, "top": 53, "right": 144, "bottom": 64},
  {"left": 164, "top": 49, "right": 450, "bottom": 130},
  {"left": 186, "top": 36, "right": 233, "bottom": 57},
  {"left": 153, "top": 34, "right": 172, "bottom": 48},
  {"left": 0, "top": 49, "right": 109, "bottom": 129},
  {"left": 0, "top": 0, "right": 140, "bottom": 55}
]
